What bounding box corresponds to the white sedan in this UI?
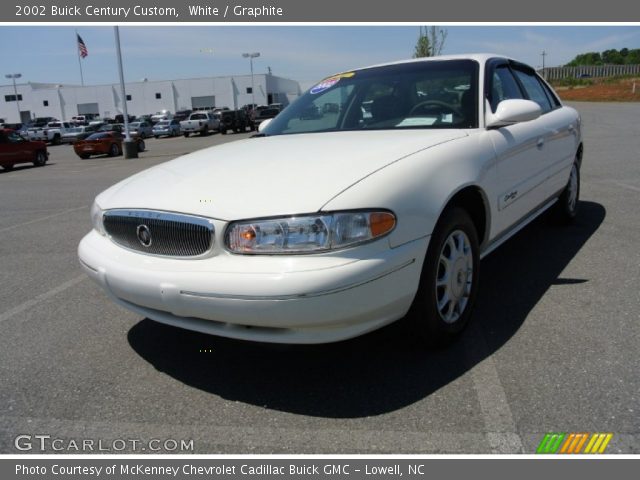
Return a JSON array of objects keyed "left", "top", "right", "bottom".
[{"left": 78, "top": 54, "right": 582, "bottom": 346}]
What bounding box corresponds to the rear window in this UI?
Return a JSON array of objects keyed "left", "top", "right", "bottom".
[{"left": 191, "top": 114, "right": 207, "bottom": 120}]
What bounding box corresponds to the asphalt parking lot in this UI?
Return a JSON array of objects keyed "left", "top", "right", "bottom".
[{"left": 0, "top": 103, "right": 638, "bottom": 454}]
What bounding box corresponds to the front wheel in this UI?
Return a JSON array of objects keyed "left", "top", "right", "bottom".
[
  {"left": 407, "top": 207, "right": 480, "bottom": 347},
  {"left": 183, "top": 132, "right": 190, "bottom": 138},
  {"left": 553, "top": 161, "right": 580, "bottom": 224},
  {"left": 33, "top": 150, "right": 47, "bottom": 167},
  {"left": 137, "top": 139, "right": 145, "bottom": 152},
  {"left": 108, "top": 143, "right": 119, "bottom": 157}
]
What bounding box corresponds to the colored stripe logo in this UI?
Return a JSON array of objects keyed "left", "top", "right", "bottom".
[{"left": 536, "top": 433, "right": 613, "bottom": 454}]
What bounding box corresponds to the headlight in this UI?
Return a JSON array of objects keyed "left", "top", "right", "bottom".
[
  {"left": 90, "top": 201, "right": 105, "bottom": 235},
  {"left": 225, "top": 210, "right": 396, "bottom": 254}
]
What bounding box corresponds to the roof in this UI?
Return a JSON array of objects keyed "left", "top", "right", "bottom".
[{"left": 336, "top": 53, "right": 512, "bottom": 76}]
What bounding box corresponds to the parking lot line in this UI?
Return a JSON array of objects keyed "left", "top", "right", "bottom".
[
  {"left": 0, "top": 274, "right": 86, "bottom": 324},
  {"left": 0, "top": 205, "right": 87, "bottom": 234},
  {"left": 464, "top": 324, "right": 524, "bottom": 453}
]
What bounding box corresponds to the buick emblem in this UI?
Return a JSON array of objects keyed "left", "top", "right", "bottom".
[{"left": 136, "top": 224, "right": 152, "bottom": 247}]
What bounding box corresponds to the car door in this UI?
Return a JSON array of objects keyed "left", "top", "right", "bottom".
[
  {"left": 485, "top": 60, "right": 553, "bottom": 235},
  {"left": 0, "top": 131, "right": 17, "bottom": 167}
]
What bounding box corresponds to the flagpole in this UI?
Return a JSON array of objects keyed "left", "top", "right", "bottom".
[{"left": 76, "top": 29, "right": 85, "bottom": 86}]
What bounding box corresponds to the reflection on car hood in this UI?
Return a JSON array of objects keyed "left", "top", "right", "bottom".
[{"left": 96, "top": 129, "right": 467, "bottom": 220}]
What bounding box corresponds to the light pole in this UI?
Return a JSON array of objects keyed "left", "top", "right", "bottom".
[
  {"left": 242, "top": 52, "right": 260, "bottom": 109},
  {"left": 114, "top": 26, "right": 136, "bottom": 158},
  {"left": 5, "top": 73, "right": 22, "bottom": 122}
]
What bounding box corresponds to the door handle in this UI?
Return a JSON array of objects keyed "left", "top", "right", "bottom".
[{"left": 536, "top": 137, "right": 545, "bottom": 148}]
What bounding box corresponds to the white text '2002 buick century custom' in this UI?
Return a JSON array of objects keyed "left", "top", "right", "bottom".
[{"left": 78, "top": 54, "right": 582, "bottom": 345}]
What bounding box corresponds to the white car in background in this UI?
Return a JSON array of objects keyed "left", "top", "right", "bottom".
[
  {"left": 152, "top": 119, "right": 181, "bottom": 138},
  {"left": 79, "top": 54, "right": 582, "bottom": 346},
  {"left": 127, "top": 121, "right": 153, "bottom": 139}
]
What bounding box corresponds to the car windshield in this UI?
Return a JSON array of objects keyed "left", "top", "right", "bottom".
[
  {"left": 86, "top": 133, "right": 110, "bottom": 140},
  {"left": 262, "top": 59, "right": 478, "bottom": 136}
]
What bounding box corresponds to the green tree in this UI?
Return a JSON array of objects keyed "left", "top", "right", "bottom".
[
  {"left": 413, "top": 26, "right": 448, "bottom": 58},
  {"left": 602, "top": 49, "right": 624, "bottom": 64},
  {"left": 624, "top": 49, "right": 640, "bottom": 64},
  {"left": 566, "top": 52, "right": 603, "bottom": 66}
]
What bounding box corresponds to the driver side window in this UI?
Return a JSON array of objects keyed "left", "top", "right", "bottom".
[{"left": 490, "top": 66, "right": 523, "bottom": 112}]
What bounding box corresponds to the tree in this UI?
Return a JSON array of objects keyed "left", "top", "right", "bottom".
[
  {"left": 413, "top": 26, "right": 448, "bottom": 58},
  {"left": 566, "top": 52, "right": 602, "bottom": 66},
  {"left": 602, "top": 49, "right": 624, "bottom": 64}
]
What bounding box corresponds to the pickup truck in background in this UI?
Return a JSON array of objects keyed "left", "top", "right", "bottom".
[
  {"left": 27, "top": 121, "right": 73, "bottom": 145},
  {"left": 180, "top": 112, "right": 220, "bottom": 137},
  {"left": 219, "top": 109, "right": 249, "bottom": 134}
]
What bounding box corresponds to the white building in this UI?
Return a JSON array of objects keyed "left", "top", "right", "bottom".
[{"left": 0, "top": 74, "right": 301, "bottom": 123}]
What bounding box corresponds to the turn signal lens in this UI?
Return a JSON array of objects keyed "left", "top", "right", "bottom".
[
  {"left": 370, "top": 212, "right": 396, "bottom": 237},
  {"left": 226, "top": 210, "right": 396, "bottom": 254}
]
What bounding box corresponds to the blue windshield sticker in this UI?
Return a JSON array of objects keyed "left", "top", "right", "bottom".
[{"left": 310, "top": 77, "right": 340, "bottom": 95}]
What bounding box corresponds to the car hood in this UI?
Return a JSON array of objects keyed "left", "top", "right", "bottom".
[{"left": 96, "top": 129, "right": 467, "bottom": 220}]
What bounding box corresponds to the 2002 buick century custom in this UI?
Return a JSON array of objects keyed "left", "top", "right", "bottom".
[{"left": 78, "top": 54, "right": 582, "bottom": 345}]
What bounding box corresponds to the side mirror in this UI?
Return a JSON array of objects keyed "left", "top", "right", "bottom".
[
  {"left": 258, "top": 118, "right": 272, "bottom": 132},
  {"left": 486, "top": 99, "right": 541, "bottom": 128}
]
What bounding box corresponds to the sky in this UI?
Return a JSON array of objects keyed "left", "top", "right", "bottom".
[{"left": 1, "top": 26, "right": 639, "bottom": 89}]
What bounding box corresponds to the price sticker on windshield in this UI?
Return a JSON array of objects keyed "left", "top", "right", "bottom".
[{"left": 310, "top": 72, "right": 355, "bottom": 94}]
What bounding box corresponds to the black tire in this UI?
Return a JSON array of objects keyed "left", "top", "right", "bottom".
[
  {"left": 137, "top": 140, "right": 145, "bottom": 152},
  {"left": 183, "top": 132, "right": 190, "bottom": 138},
  {"left": 33, "top": 150, "right": 47, "bottom": 167},
  {"left": 553, "top": 160, "right": 580, "bottom": 224},
  {"left": 52, "top": 134, "right": 61, "bottom": 146},
  {"left": 108, "top": 143, "right": 119, "bottom": 157},
  {"left": 406, "top": 207, "right": 480, "bottom": 347},
  {"left": 221, "top": 129, "right": 227, "bottom": 135},
  {"left": 154, "top": 135, "right": 160, "bottom": 139},
  {"left": 79, "top": 154, "right": 90, "bottom": 159},
  {"left": 2, "top": 164, "right": 14, "bottom": 171},
  {"left": 201, "top": 127, "right": 208, "bottom": 136}
]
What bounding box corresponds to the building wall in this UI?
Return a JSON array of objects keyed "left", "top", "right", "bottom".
[{"left": 0, "top": 74, "right": 300, "bottom": 123}]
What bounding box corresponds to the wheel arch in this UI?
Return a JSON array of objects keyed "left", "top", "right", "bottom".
[{"left": 437, "top": 184, "right": 491, "bottom": 248}]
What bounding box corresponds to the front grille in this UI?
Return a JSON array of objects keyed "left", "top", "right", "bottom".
[{"left": 103, "top": 209, "right": 214, "bottom": 257}]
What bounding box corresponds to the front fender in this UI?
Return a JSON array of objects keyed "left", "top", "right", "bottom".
[{"left": 322, "top": 132, "right": 497, "bottom": 248}]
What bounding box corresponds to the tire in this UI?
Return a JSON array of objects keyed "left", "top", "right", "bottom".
[
  {"left": 407, "top": 207, "right": 480, "bottom": 347},
  {"left": 52, "top": 134, "right": 61, "bottom": 146},
  {"left": 2, "top": 164, "right": 14, "bottom": 171},
  {"left": 553, "top": 160, "right": 580, "bottom": 224},
  {"left": 137, "top": 140, "right": 145, "bottom": 152},
  {"left": 183, "top": 132, "right": 190, "bottom": 138},
  {"left": 154, "top": 135, "right": 160, "bottom": 139},
  {"left": 108, "top": 143, "right": 119, "bottom": 157},
  {"left": 79, "top": 154, "right": 90, "bottom": 159},
  {"left": 221, "top": 129, "right": 227, "bottom": 135},
  {"left": 33, "top": 150, "right": 47, "bottom": 167},
  {"left": 201, "top": 127, "right": 208, "bottom": 136}
]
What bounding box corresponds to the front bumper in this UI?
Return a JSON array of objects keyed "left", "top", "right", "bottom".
[{"left": 78, "top": 230, "right": 428, "bottom": 343}]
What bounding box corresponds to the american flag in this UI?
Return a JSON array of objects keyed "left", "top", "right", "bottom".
[{"left": 77, "top": 34, "right": 88, "bottom": 58}]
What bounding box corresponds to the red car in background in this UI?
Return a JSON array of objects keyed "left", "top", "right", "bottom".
[
  {"left": 0, "top": 129, "right": 48, "bottom": 171},
  {"left": 73, "top": 131, "right": 145, "bottom": 159}
]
